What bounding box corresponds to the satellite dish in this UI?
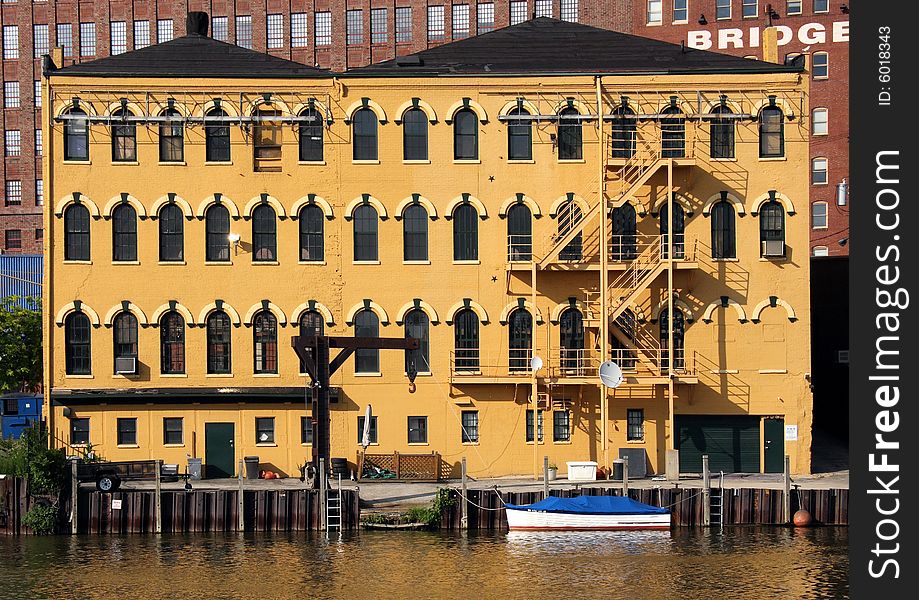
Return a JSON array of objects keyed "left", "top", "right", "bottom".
[
  {"left": 599, "top": 361, "right": 624, "bottom": 388},
  {"left": 530, "top": 355, "right": 544, "bottom": 372}
]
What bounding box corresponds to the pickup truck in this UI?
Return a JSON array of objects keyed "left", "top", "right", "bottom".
[{"left": 76, "top": 460, "right": 180, "bottom": 492}]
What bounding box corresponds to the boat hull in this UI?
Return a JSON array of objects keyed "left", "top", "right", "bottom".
[{"left": 505, "top": 508, "right": 671, "bottom": 531}]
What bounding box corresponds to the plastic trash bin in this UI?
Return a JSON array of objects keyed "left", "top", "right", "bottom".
[
  {"left": 612, "top": 459, "right": 625, "bottom": 481},
  {"left": 244, "top": 456, "right": 260, "bottom": 480},
  {"left": 187, "top": 457, "right": 202, "bottom": 480}
]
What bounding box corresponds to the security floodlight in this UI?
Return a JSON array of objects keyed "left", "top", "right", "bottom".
[{"left": 227, "top": 233, "right": 241, "bottom": 243}]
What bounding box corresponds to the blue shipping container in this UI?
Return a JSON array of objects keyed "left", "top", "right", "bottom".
[
  {"left": 1, "top": 394, "right": 43, "bottom": 439},
  {"left": 0, "top": 254, "right": 42, "bottom": 308}
]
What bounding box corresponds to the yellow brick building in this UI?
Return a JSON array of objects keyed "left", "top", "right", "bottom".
[{"left": 43, "top": 16, "right": 813, "bottom": 479}]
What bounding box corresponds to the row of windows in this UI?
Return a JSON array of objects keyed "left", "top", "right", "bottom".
[
  {"left": 648, "top": 1, "right": 831, "bottom": 24},
  {"left": 3, "top": 179, "right": 42, "bottom": 207},
  {"left": 2, "top": 81, "right": 41, "bottom": 109},
  {"left": 59, "top": 99, "right": 791, "bottom": 166},
  {"left": 61, "top": 195, "right": 789, "bottom": 265},
  {"left": 3, "top": 228, "right": 41, "bottom": 250}
]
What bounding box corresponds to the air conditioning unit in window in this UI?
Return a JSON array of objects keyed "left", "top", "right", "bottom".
[
  {"left": 761, "top": 240, "right": 785, "bottom": 257},
  {"left": 114, "top": 357, "right": 137, "bottom": 375}
]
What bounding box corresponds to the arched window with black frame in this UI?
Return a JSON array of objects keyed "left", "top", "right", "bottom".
[
  {"left": 559, "top": 308, "right": 585, "bottom": 373},
  {"left": 402, "top": 108, "right": 428, "bottom": 161},
  {"left": 611, "top": 202, "right": 637, "bottom": 261},
  {"left": 206, "top": 310, "right": 232, "bottom": 374},
  {"left": 111, "top": 204, "right": 137, "bottom": 262},
  {"left": 403, "top": 204, "right": 428, "bottom": 262},
  {"left": 453, "top": 308, "right": 479, "bottom": 371},
  {"left": 759, "top": 102, "right": 785, "bottom": 158},
  {"left": 65, "top": 312, "right": 92, "bottom": 375},
  {"left": 111, "top": 108, "right": 136, "bottom": 162},
  {"left": 507, "top": 203, "right": 532, "bottom": 261},
  {"left": 404, "top": 309, "right": 430, "bottom": 374},
  {"left": 64, "top": 204, "right": 90, "bottom": 261},
  {"left": 557, "top": 106, "right": 582, "bottom": 160},
  {"left": 507, "top": 107, "right": 532, "bottom": 160},
  {"left": 659, "top": 201, "right": 685, "bottom": 259},
  {"left": 160, "top": 311, "right": 185, "bottom": 374},
  {"left": 158, "top": 204, "right": 184, "bottom": 262},
  {"left": 709, "top": 103, "right": 735, "bottom": 159},
  {"left": 452, "top": 204, "right": 478, "bottom": 261},
  {"left": 508, "top": 308, "right": 533, "bottom": 373},
  {"left": 298, "top": 107, "right": 324, "bottom": 162},
  {"left": 253, "top": 310, "right": 278, "bottom": 374},
  {"left": 352, "top": 108, "right": 378, "bottom": 161},
  {"left": 298, "top": 310, "right": 324, "bottom": 373},
  {"left": 711, "top": 199, "right": 737, "bottom": 259},
  {"left": 205, "top": 108, "right": 231, "bottom": 162},
  {"left": 113, "top": 312, "right": 138, "bottom": 370},
  {"left": 611, "top": 308, "right": 638, "bottom": 371},
  {"left": 557, "top": 200, "right": 583, "bottom": 261},
  {"left": 64, "top": 108, "right": 89, "bottom": 161},
  {"left": 661, "top": 104, "right": 685, "bottom": 158},
  {"left": 159, "top": 108, "right": 184, "bottom": 162},
  {"left": 252, "top": 204, "right": 277, "bottom": 262},
  {"left": 299, "top": 205, "right": 324, "bottom": 262},
  {"left": 610, "top": 104, "right": 637, "bottom": 158},
  {"left": 759, "top": 200, "right": 785, "bottom": 257},
  {"left": 659, "top": 307, "right": 685, "bottom": 371},
  {"left": 353, "top": 204, "right": 378, "bottom": 262},
  {"left": 205, "top": 203, "right": 230, "bottom": 262},
  {"left": 354, "top": 309, "right": 380, "bottom": 373},
  {"left": 453, "top": 109, "right": 478, "bottom": 160}
]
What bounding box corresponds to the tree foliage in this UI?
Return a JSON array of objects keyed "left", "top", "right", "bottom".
[
  {"left": 0, "top": 296, "right": 42, "bottom": 393},
  {"left": 0, "top": 424, "right": 68, "bottom": 494}
]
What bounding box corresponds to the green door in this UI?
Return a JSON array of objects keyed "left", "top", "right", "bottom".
[
  {"left": 676, "top": 415, "right": 760, "bottom": 473},
  {"left": 763, "top": 418, "right": 785, "bottom": 473},
  {"left": 205, "top": 422, "right": 235, "bottom": 478}
]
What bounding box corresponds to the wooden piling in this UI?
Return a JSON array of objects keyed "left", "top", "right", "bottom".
[
  {"left": 543, "top": 456, "right": 549, "bottom": 499},
  {"left": 622, "top": 455, "right": 629, "bottom": 496},
  {"left": 237, "top": 459, "right": 245, "bottom": 531},
  {"left": 783, "top": 455, "right": 791, "bottom": 523},
  {"left": 702, "top": 454, "right": 711, "bottom": 527},
  {"left": 460, "top": 457, "right": 468, "bottom": 529},
  {"left": 154, "top": 459, "right": 162, "bottom": 533},
  {"left": 70, "top": 459, "right": 78, "bottom": 535}
]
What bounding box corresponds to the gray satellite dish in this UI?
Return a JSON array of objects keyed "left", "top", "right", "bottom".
[
  {"left": 530, "top": 355, "right": 544, "bottom": 372},
  {"left": 599, "top": 361, "right": 624, "bottom": 388}
]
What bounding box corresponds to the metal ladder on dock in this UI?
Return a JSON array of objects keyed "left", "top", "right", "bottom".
[
  {"left": 709, "top": 471, "right": 725, "bottom": 531},
  {"left": 326, "top": 473, "right": 343, "bottom": 533}
]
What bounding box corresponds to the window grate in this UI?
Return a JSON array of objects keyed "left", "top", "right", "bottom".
[
  {"left": 291, "top": 13, "right": 309, "bottom": 47},
  {"left": 236, "top": 15, "right": 252, "bottom": 48},
  {"left": 371, "top": 8, "right": 387, "bottom": 44},
  {"left": 396, "top": 7, "right": 412, "bottom": 42},
  {"left": 267, "top": 14, "right": 284, "bottom": 49},
  {"left": 452, "top": 4, "right": 470, "bottom": 39},
  {"left": 134, "top": 20, "right": 151, "bottom": 48},
  {"left": 315, "top": 12, "right": 332, "bottom": 46},
  {"left": 110, "top": 22, "right": 127, "bottom": 55},
  {"left": 33, "top": 25, "right": 49, "bottom": 58},
  {"left": 478, "top": 3, "right": 495, "bottom": 32},
  {"left": 157, "top": 19, "right": 174, "bottom": 43},
  {"left": 347, "top": 10, "right": 363, "bottom": 45},
  {"left": 427, "top": 5, "right": 445, "bottom": 41}
]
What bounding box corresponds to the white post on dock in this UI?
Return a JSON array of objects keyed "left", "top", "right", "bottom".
[
  {"left": 783, "top": 454, "right": 791, "bottom": 524},
  {"left": 70, "top": 458, "right": 78, "bottom": 535},
  {"left": 702, "top": 454, "right": 711, "bottom": 527},
  {"left": 460, "top": 457, "right": 468, "bottom": 530},
  {"left": 154, "top": 459, "right": 162, "bottom": 534},
  {"left": 237, "top": 458, "right": 245, "bottom": 532},
  {"left": 622, "top": 455, "right": 629, "bottom": 497}
]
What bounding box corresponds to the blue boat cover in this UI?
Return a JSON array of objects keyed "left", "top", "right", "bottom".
[{"left": 505, "top": 495, "right": 669, "bottom": 515}]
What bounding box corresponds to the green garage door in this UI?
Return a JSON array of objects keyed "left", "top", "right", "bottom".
[{"left": 676, "top": 415, "right": 760, "bottom": 473}]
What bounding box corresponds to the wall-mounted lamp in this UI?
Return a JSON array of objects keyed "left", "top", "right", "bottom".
[
  {"left": 836, "top": 178, "right": 848, "bottom": 206},
  {"left": 698, "top": 14, "right": 708, "bottom": 25},
  {"left": 228, "top": 232, "right": 241, "bottom": 255},
  {"left": 841, "top": 4, "right": 849, "bottom": 14}
]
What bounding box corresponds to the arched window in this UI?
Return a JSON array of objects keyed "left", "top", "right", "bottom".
[
  {"left": 160, "top": 311, "right": 185, "bottom": 374},
  {"left": 252, "top": 204, "right": 277, "bottom": 262},
  {"left": 557, "top": 106, "right": 582, "bottom": 160},
  {"left": 711, "top": 199, "right": 736, "bottom": 259},
  {"left": 760, "top": 200, "right": 785, "bottom": 257},
  {"left": 64, "top": 108, "right": 89, "bottom": 161},
  {"left": 508, "top": 309, "right": 533, "bottom": 372},
  {"left": 112, "top": 204, "right": 137, "bottom": 262},
  {"left": 253, "top": 107, "right": 282, "bottom": 171},
  {"left": 354, "top": 309, "right": 380, "bottom": 373},
  {"left": 298, "top": 107, "right": 324, "bottom": 162},
  {"left": 453, "top": 308, "right": 480, "bottom": 371},
  {"left": 403, "top": 204, "right": 428, "bottom": 261},
  {"left": 659, "top": 307, "right": 685, "bottom": 371},
  {"left": 661, "top": 104, "right": 685, "bottom": 158},
  {"left": 205, "top": 108, "right": 231, "bottom": 162},
  {"left": 611, "top": 203, "right": 637, "bottom": 261},
  {"left": 111, "top": 108, "right": 136, "bottom": 162},
  {"left": 206, "top": 310, "right": 232, "bottom": 374},
  {"left": 64, "top": 204, "right": 90, "bottom": 261},
  {"left": 507, "top": 204, "right": 532, "bottom": 261},
  {"left": 352, "top": 108, "right": 378, "bottom": 161},
  {"left": 759, "top": 104, "right": 784, "bottom": 158},
  {"left": 611, "top": 308, "right": 638, "bottom": 371},
  {"left": 205, "top": 204, "right": 230, "bottom": 262},
  {"left": 298, "top": 310, "right": 324, "bottom": 373},
  {"left": 557, "top": 200, "right": 583, "bottom": 261},
  {"left": 402, "top": 108, "right": 428, "bottom": 161},
  {"left": 159, "top": 108, "right": 184, "bottom": 162},
  {"left": 659, "top": 201, "right": 685, "bottom": 259},
  {"left": 559, "top": 308, "right": 584, "bottom": 372},
  {"left": 353, "top": 204, "right": 379, "bottom": 262},
  {"left": 453, "top": 109, "right": 478, "bottom": 160},
  {"left": 299, "top": 205, "right": 324, "bottom": 262},
  {"left": 65, "top": 312, "right": 92, "bottom": 375},
  {"left": 710, "top": 104, "right": 735, "bottom": 159},
  {"left": 253, "top": 310, "right": 278, "bottom": 374},
  {"left": 507, "top": 107, "right": 532, "bottom": 160},
  {"left": 610, "top": 105, "right": 637, "bottom": 158},
  {"left": 453, "top": 204, "right": 478, "bottom": 261},
  {"left": 113, "top": 312, "right": 138, "bottom": 370},
  {"left": 158, "top": 204, "right": 184, "bottom": 262},
  {"left": 404, "top": 309, "right": 430, "bottom": 374}
]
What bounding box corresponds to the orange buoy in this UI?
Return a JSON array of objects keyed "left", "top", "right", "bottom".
[{"left": 793, "top": 509, "right": 813, "bottom": 527}]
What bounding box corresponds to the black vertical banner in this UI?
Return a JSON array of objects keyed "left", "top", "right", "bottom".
[{"left": 850, "top": 0, "right": 915, "bottom": 596}]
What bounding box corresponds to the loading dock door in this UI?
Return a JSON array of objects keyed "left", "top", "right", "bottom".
[{"left": 676, "top": 415, "right": 761, "bottom": 473}]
